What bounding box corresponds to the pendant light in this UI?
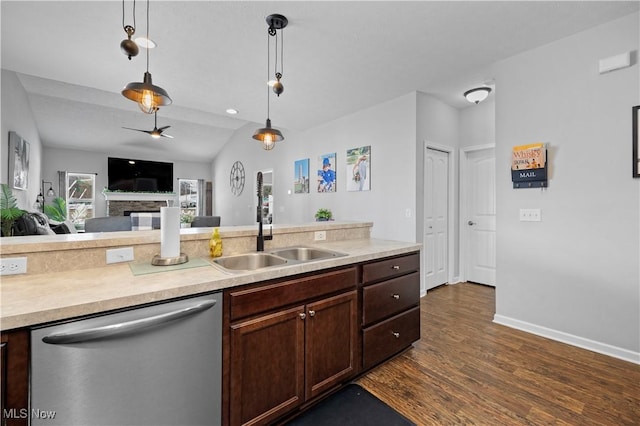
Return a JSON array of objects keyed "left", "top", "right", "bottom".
[
  {"left": 464, "top": 87, "right": 492, "bottom": 104},
  {"left": 122, "top": 0, "right": 171, "bottom": 113},
  {"left": 120, "top": 0, "right": 138, "bottom": 60},
  {"left": 253, "top": 14, "right": 287, "bottom": 150}
]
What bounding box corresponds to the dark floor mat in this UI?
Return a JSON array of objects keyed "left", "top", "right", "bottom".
[{"left": 284, "top": 384, "right": 415, "bottom": 426}]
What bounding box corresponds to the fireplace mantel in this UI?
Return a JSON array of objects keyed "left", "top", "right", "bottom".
[
  {"left": 102, "top": 192, "right": 179, "bottom": 216},
  {"left": 102, "top": 192, "right": 178, "bottom": 203}
]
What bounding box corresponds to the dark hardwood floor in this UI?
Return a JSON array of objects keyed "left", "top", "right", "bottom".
[{"left": 357, "top": 282, "right": 640, "bottom": 425}]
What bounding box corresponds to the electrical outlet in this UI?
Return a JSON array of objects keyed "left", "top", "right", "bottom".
[
  {"left": 0, "top": 257, "right": 28, "bottom": 275},
  {"left": 314, "top": 231, "right": 327, "bottom": 241},
  {"left": 106, "top": 247, "right": 135, "bottom": 264}
]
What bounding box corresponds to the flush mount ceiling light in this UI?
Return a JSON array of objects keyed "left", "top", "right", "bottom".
[
  {"left": 253, "top": 14, "right": 288, "bottom": 150},
  {"left": 464, "top": 87, "right": 492, "bottom": 104},
  {"left": 121, "top": 0, "right": 171, "bottom": 113},
  {"left": 120, "top": 0, "right": 139, "bottom": 60}
]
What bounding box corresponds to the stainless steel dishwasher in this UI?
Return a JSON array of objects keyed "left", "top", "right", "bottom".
[{"left": 30, "top": 292, "right": 222, "bottom": 426}]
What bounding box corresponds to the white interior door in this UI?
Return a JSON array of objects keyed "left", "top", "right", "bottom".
[
  {"left": 424, "top": 148, "right": 449, "bottom": 290},
  {"left": 464, "top": 147, "right": 496, "bottom": 286}
]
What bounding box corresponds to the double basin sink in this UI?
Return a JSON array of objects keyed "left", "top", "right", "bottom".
[{"left": 212, "top": 246, "right": 347, "bottom": 273}]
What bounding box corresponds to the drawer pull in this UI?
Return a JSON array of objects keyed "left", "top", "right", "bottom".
[
  {"left": 392, "top": 332, "right": 400, "bottom": 338},
  {"left": 308, "top": 310, "right": 316, "bottom": 317},
  {"left": 391, "top": 265, "right": 400, "bottom": 270},
  {"left": 392, "top": 294, "right": 400, "bottom": 300},
  {"left": 299, "top": 313, "right": 306, "bottom": 320}
]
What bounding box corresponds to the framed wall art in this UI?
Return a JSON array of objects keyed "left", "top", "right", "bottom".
[
  {"left": 294, "top": 158, "right": 310, "bottom": 193},
  {"left": 8, "top": 131, "right": 30, "bottom": 191},
  {"left": 346, "top": 145, "right": 370, "bottom": 191},
  {"left": 633, "top": 105, "right": 639, "bottom": 178},
  {"left": 317, "top": 153, "right": 336, "bottom": 193}
]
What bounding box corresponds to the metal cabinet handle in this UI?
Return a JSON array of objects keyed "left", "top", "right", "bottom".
[
  {"left": 391, "top": 265, "right": 400, "bottom": 270},
  {"left": 392, "top": 294, "right": 400, "bottom": 300},
  {"left": 299, "top": 312, "right": 306, "bottom": 320},
  {"left": 468, "top": 220, "right": 475, "bottom": 226},
  {"left": 308, "top": 310, "right": 316, "bottom": 317},
  {"left": 392, "top": 332, "right": 400, "bottom": 338},
  {"left": 42, "top": 300, "right": 217, "bottom": 344}
]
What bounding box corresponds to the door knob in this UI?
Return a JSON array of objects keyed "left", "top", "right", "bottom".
[{"left": 468, "top": 220, "right": 475, "bottom": 226}]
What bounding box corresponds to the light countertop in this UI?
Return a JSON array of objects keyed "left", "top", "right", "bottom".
[{"left": 1, "top": 238, "right": 420, "bottom": 331}]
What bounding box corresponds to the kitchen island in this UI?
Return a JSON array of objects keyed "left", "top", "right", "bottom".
[{"left": 0, "top": 221, "right": 421, "bottom": 426}]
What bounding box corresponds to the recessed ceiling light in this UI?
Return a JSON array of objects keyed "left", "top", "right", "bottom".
[
  {"left": 226, "top": 108, "right": 239, "bottom": 115},
  {"left": 135, "top": 37, "right": 156, "bottom": 49}
]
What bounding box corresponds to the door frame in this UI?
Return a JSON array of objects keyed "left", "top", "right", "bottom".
[
  {"left": 459, "top": 143, "right": 495, "bottom": 283},
  {"left": 423, "top": 141, "right": 457, "bottom": 293}
]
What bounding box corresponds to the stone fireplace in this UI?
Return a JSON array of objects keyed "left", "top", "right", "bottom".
[{"left": 103, "top": 192, "right": 179, "bottom": 216}]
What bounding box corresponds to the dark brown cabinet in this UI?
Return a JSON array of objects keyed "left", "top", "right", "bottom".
[
  {"left": 361, "top": 252, "right": 421, "bottom": 370},
  {"left": 1, "top": 329, "right": 29, "bottom": 426},
  {"left": 226, "top": 268, "right": 358, "bottom": 426}
]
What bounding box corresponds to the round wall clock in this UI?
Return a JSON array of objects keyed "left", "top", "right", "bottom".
[{"left": 230, "top": 161, "right": 245, "bottom": 196}]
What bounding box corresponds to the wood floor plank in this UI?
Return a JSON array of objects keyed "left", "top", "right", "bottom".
[{"left": 356, "top": 283, "right": 640, "bottom": 425}]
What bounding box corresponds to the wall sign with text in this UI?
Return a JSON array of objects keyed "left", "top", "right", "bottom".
[{"left": 511, "top": 143, "right": 548, "bottom": 188}]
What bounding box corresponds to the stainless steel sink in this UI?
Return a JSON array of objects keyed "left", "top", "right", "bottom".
[
  {"left": 270, "top": 247, "right": 347, "bottom": 262},
  {"left": 212, "top": 253, "right": 288, "bottom": 272}
]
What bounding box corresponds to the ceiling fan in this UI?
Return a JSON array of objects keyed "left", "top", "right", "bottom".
[{"left": 123, "top": 110, "right": 174, "bottom": 139}]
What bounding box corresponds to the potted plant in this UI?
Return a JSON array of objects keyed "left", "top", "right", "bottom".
[
  {"left": 0, "top": 183, "right": 25, "bottom": 236},
  {"left": 180, "top": 213, "right": 194, "bottom": 228},
  {"left": 44, "top": 197, "right": 67, "bottom": 222},
  {"left": 315, "top": 208, "right": 333, "bottom": 221}
]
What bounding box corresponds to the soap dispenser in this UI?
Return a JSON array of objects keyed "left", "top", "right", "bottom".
[{"left": 209, "top": 228, "right": 223, "bottom": 258}]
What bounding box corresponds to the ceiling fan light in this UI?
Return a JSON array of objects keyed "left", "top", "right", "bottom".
[
  {"left": 135, "top": 37, "right": 156, "bottom": 49},
  {"left": 122, "top": 71, "right": 172, "bottom": 114},
  {"left": 464, "top": 87, "right": 492, "bottom": 104}
]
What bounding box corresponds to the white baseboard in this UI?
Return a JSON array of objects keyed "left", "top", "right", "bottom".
[{"left": 493, "top": 314, "right": 640, "bottom": 365}]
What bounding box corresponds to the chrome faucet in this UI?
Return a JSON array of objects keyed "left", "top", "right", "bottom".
[{"left": 256, "top": 172, "right": 273, "bottom": 251}]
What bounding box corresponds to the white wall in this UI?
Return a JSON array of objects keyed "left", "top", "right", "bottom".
[
  {"left": 460, "top": 99, "right": 495, "bottom": 148},
  {"left": 213, "top": 93, "right": 419, "bottom": 242},
  {"left": 44, "top": 147, "right": 213, "bottom": 217},
  {"left": 493, "top": 12, "right": 640, "bottom": 361},
  {"left": 1, "top": 70, "right": 43, "bottom": 210}
]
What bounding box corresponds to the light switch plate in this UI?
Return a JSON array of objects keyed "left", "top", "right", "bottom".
[
  {"left": 519, "top": 208, "right": 541, "bottom": 222},
  {"left": 106, "top": 247, "right": 134, "bottom": 264}
]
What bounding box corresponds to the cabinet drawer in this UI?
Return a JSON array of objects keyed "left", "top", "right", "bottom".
[
  {"left": 362, "top": 307, "right": 420, "bottom": 370},
  {"left": 229, "top": 267, "right": 357, "bottom": 321},
  {"left": 362, "top": 252, "right": 419, "bottom": 284},
  {"left": 362, "top": 272, "right": 419, "bottom": 326}
]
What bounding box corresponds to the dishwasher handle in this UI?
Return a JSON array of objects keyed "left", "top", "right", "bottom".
[{"left": 42, "top": 299, "right": 217, "bottom": 345}]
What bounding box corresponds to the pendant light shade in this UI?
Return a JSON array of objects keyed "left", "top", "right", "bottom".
[
  {"left": 253, "top": 118, "right": 284, "bottom": 150},
  {"left": 464, "top": 87, "right": 492, "bottom": 104},
  {"left": 122, "top": 72, "right": 171, "bottom": 113}
]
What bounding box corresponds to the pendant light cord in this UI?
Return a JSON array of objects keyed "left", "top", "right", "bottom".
[
  {"left": 145, "top": 0, "right": 150, "bottom": 73},
  {"left": 122, "top": 0, "right": 136, "bottom": 32},
  {"left": 266, "top": 30, "right": 270, "bottom": 120}
]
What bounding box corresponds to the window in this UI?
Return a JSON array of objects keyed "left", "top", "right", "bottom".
[
  {"left": 66, "top": 172, "right": 95, "bottom": 230},
  {"left": 179, "top": 179, "right": 199, "bottom": 219}
]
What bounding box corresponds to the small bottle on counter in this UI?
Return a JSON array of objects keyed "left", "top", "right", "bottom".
[{"left": 209, "top": 228, "right": 223, "bottom": 258}]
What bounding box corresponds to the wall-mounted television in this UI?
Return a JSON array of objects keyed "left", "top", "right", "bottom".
[{"left": 108, "top": 157, "right": 174, "bottom": 192}]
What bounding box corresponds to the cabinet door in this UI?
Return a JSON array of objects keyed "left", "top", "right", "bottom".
[
  {"left": 305, "top": 290, "right": 358, "bottom": 400},
  {"left": 1, "top": 330, "right": 29, "bottom": 426},
  {"left": 230, "top": 306, "right": 305, "bottom": 426}
]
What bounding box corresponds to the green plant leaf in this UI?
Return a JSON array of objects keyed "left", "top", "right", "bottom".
[{"left": 44, "top": 197, "right": 67, "bottom": 222}]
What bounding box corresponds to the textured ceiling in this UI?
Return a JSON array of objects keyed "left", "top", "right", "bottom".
[{"left": 2, "top": 1, "right": 638, "bottom": 162}]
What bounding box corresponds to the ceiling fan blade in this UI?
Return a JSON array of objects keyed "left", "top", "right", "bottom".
[
  {"left": 161, "top": 133, "right": 174, "bottom": 139},
  {"left": 122, "top": 127, "right": 152, "bottom": 135},
  {"left": 158, "top": 125, "right": 171, "bottom": 131}
]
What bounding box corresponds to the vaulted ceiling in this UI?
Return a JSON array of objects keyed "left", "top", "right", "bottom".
[{"left": 2, "top": 1, "right": 637, "bottom": 162}]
